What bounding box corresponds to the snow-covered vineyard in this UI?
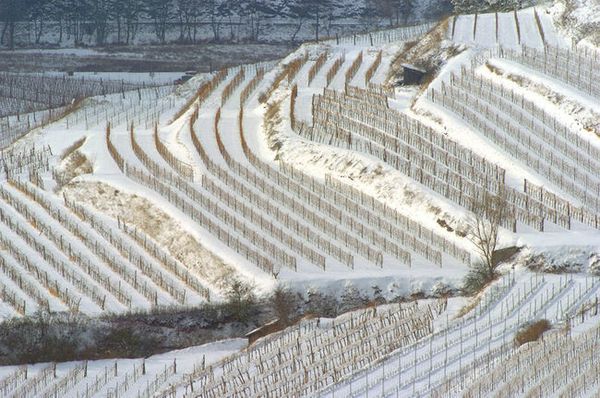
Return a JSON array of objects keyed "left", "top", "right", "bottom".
[
  {"left": 1, "top": 0, "right": 600, "bottom": 396},
  {"left": 2, "top": 272, "right": 600, "bottom": 397}
]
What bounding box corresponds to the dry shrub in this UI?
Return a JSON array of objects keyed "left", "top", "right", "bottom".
[
  {"left": 456, "top": 291, "right": 484, "bottom": 319},
  {"left": 264, "top": 99, "right": 282, "bottom": 125},
  {"left": 171, "top": 69, "right": 227, "bottom": 123},
  {"left": 55, "top": 141, "right": 93, "bottom": 190},
  {"left": 60, "top": 137, "right": 86, "bottom": 161},
  {"left": 289, "top": 84, "right": 298, "bottom": 130},
  {"left": 258, "top": 55, "right": 306, "bottom": 104},
  {"left": 515, "top": 319, "right": 551, "bottom": 346},
  {"left": 258, "top": 68, "right": 287, "bottom": 104}
]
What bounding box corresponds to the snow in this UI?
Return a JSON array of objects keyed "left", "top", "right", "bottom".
[
  {"left": 320, "top": 267, "right": 600, "bottom": 397},
  {"left": 2, "top": 264, "right": 598, "bottom": 397},
  {"left": 548, "top": 0, "right": 600, "bottom": 47},
  {"left": 474, "top": 12, "right": 498, "bottom": 47},
  {"left": 451, "top": 14, "right": 476, "bottom": 44},
  {"left": 0, "top": 7, "right": 592, "bottom": 311},
  {"left": 449, "top": 6, "right": 564, "bottom": 49},
  {"left": 1, "top": 2, "right": 600, "bottom": 395},
  {"left": 0, "top": 339, "right": 247, "bottom": 398},
  {"left": 43, "top": 71, "right": 184, "bottom": 85}
]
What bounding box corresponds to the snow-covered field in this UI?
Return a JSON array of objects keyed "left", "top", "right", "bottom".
[
  {"left": 449, "top": 6, "right": 568, "bottom": 48},
  {"left": 3, "top": 270, "right": 600, "bottom": 397},
  {"left": 1, "top": 0, "right": 600, "bottom": 396}
]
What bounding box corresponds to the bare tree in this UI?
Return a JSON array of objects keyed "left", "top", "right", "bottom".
[
  {"left": 288, "top": 0, "right": 335, "bottom": 42},
  {"left": 468, "top": 189, "right": 510, "bottom": 279},
  {"left": 123, "top": 0, "right": 143, "bottom": 44},
  {"left": 0, "top": 0, "right": 36, "bottom": 49},
  {"left": 202, "top": 0, "right": 225, "bottom": 42},
  {"left": 145, "top": 0, "right": 173, "bottom": 43},
  {"left": 451, "top": 0, "right": 524, "bottom": 13},
  {"left": 90, "top": 0, "right": 111, "bottom": 45},
  {"left": 176, "top": 0, "right": 200, "bottom": 42},
  {"left": 365, "top": 0, "right": 395, "bottom": 26}
]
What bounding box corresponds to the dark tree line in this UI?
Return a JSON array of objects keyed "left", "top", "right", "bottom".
[
  {"left": 0, "top": 0, "right": 446, "bottom": 49},
  {"left": 450, "top": 0, "right": 533, "bottom": 13},
  {"left": 364, "top": 0, "right": 416, "bottom": 26}
]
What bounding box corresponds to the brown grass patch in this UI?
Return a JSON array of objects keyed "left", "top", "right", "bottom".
[
  {"left": 60, "top": 137, "right": 86, "bottom": 161},
  {"left": 61, "top": 181, "right": 240, "bottom": 292},
  {"left": 455, "top": 295, "right": 483, "bottom": 318},
  {"left": 55, "top": 149, "right": 93, "bottom": 190},
  {"left": 515, "top": 319, "right": 552, "bottom": 346},
  {"left": 54, "top": 136, "right": 93, "bottom": 190}
]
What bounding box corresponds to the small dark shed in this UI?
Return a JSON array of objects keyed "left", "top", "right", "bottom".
[
  {"left": 245, "top": 319, "right": 283, "bottom": 345},
  {"left": 401, "top": 64, "right": 427, "bottom": 85},
  {"left": 174, "top": 75, "right": 193, "bottom": 85}
]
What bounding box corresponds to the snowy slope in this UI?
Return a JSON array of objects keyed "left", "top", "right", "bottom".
[
  {"left": 0, "top": 3, "right": 596, "bottom": 314},
  {"left": 2, "top": 1, "right": 600, "bottom": 396},
  {"left": 1, "top": 267, "right": 599, "bottom": 397},
  {"left": 0, "top": 339, "right": 246, "bottom": 398},
  {"left": 449, "top": 6, "right": 568, "bottom": 48}
]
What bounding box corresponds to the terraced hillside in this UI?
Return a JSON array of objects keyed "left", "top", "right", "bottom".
[{"left": 1, "top": 1, "right": 600, "bottom": 397}]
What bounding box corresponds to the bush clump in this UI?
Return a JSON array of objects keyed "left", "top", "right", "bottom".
[
  {"left": 514, "top": 319, "right": 552, "bottom": 346},
  {"left": 462, "top": 261, "right": 499, "bottom": 295}
]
